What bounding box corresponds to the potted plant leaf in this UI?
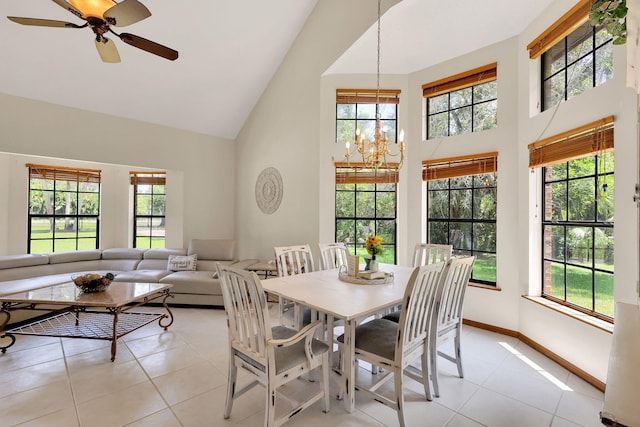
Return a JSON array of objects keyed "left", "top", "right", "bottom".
[{"left": 589, "top": 0, "right": 628, "bottom": 45}]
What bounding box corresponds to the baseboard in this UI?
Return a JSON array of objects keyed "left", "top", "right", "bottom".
[{"left": 462, "top": 318, "right": 606, "bottom": 392}]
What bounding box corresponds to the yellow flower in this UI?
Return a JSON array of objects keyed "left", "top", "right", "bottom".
[{"left": 364, "top": 234, "right": 384, "bottom": 256}]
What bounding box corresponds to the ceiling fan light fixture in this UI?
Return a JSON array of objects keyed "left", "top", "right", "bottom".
[{"left": 69, "top": 0, "right": 116, "bottom": 19}]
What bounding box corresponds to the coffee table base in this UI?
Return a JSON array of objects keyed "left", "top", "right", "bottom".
[
  {"left": 0, "top": 288, "right": 174, "bottom": 361},
  {"left": 8, "top": 311, "right": 167, "bottom": 360}
]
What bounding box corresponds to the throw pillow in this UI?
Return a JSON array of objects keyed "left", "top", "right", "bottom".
[{"left": 167, "top": 254, "right": 197, "bottom": 271}]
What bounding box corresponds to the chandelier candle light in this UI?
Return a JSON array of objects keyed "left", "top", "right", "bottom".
[{"left": 344, "top": 0, "right": 406, "bottom": 170}]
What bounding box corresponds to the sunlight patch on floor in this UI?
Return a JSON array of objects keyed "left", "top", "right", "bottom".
[{"left": 499, "top": 342, "right": 573, "bottom": 391}]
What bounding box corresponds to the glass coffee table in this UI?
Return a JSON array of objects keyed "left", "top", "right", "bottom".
[{"left": 0, "top": 281, "right": 173, "bottom": 361}]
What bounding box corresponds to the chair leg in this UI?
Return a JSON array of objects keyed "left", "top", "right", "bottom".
[
  {"left": 224, "top": 359, "right": 237, "bottom": 419},
  {"left": 421, "top": 348, "right": 433, "bottom": 401},
  {"left": 454, "top": 326, "right": 464, "bottom": 378},
  {"left": 430, "top": 341, "right": 440, "bottom": 398},
  {"left": 266, "top": 382, "right": 277, "bottom": 427},
  {"left": 394, "top": 368, "right": 406, "bottom": 427}
]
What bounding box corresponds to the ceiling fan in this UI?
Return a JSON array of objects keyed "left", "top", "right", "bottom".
[{"left": 7, "top": 0, "right": 178, "bottom": 63}]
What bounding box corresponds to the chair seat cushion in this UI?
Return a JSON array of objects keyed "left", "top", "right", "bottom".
[
  {"left": 281, "top": 306, "right": 312, "bottom": 326},
  {"left": 337, "top": 318, "right": 398, "bottom": 361},
  {"left": 236, "top": 326, "right": 329, "bottom": 375},
  {"left": 272, "top": 326, "right": 329, "bottom": 374},
  {"left": 382, "top": 311, "right": 400, "bottom": 323}
]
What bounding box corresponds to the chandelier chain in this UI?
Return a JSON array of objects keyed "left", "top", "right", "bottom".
[
  {"left": 343, "top": 0, "right": 405, "bottom": 170},
  {"left": 376, "top": 0, "right": 381, "bottom": 110}
]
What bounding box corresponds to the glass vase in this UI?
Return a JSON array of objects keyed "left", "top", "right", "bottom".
[{"left": 365, "top": 256, "right": 378, "bottom": 272}]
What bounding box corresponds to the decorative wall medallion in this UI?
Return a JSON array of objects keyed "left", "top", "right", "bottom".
[{"left": 255, "top": 167, "right": 283, "bottom": 214}]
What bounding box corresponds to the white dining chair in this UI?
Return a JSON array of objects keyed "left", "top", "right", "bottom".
[
  {"left": 337, "top": 262, "right": 446, "bottom": 427},
  {"left": 382, "top": 243, "right": 453, "bottom": 321},
  {"left": 318, "top": 242, "right": 350, "bottom": 348},
  {"left": 318, "top": 242, "right": 349, "bottom": 270},
  {"left": 217, "top": 264, "right": 330, "bottom": 427},
  {"left": 412, "top": 243, "right": 453, "bottom": 267},
  {"left": 273, "top": 244, "right": 316, "bottom": 329},
  {"left": 429, "top": 255, "right": 475, "bottom": 397}
]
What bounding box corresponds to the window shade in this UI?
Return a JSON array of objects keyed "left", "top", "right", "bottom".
[
  {"left": 334, "top": 162, "right": 399, "bottom": 184},
  {"left": 422, "top": 63, "right": 497, "bottom": 98},
  {"left": 527, "top": 0, "right": 592, "bottom": 59},
  {"left": 528, "top": 116, "right": 614, "bottom": 168},
  {"left": 422, "top": 152, "right": 498, "bottom": 181},
  {"left": 27, "top": 163, "right": 101, "bottom": 183},
  {"left": 336, "top": 89, "right": 400, "bottom": 104},
  {"left": 129, "top": 171, "right": 166, "bottom": 185}
]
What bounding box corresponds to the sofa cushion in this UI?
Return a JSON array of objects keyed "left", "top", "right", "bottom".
[
  {"left": 0, "top": 254, "right": 49, "bottom": 270},
  {"left": 188, "top": 239, "right": 235, "bottom": 261},
  {"left": 160, "top": 271, "right": 222, "bottom": 295},
  {"left": 137, "top": 259, "right": 170, "bottom": 270},
  {"left": 47, "top": 250, "right": 102, "bottom": 264},
  {"left": 167, "top": 254, "right": 197, "bottom": 271},
  {"left": 112, "top": 270, "right": 174, "bottom": 283},
  {"left": 143, "top": 248, "right": 187, "bottom": 259},
  {"left": 102, "top": 248, "right": 146, "bottom": 260},
  {"left": 196, "top": 259, "right": 234, "bottom": 272}
]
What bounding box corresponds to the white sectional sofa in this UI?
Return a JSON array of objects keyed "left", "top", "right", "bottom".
[{"left": 0, "top": 239, "right": 258, "bottom": 323}]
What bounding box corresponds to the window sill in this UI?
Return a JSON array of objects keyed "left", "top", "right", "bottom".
[
  {"left": 469, "top": 281, "right": 501, "bottom": 291},
  {"left": 522, "top": 295, "right": 613, "bottom": 334}
]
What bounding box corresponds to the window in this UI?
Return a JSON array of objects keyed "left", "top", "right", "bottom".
[
  {"left": 335, "top": 163, "right": 398, "bottom": 264},
  {"left": 336, "top": 88, "right": 400, "bottom": 146},
  {"left": 541, "top": 21, "right": 613, "bottom": 110},
  {"left": 27, "top": 164, "right": 100, "bottom": 253},
  {"left": 529, "top": 116, "right": 614, "bottom": 319},
  {"left": 423, "top": 153, "right": 498, "bottom": 285},
  {"left": 423, "top": 63, "right": 497, "bottom": 140},
  {"left": 527, "top": 0, "right": 613, "bottom": 111},
  {"left": 130, "top": 171, "right": 166, "bottom": 249}
]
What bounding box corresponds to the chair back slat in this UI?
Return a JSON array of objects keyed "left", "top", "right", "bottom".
[
  {"left": 218, "top": 264, "right": 271, "bottom": 362},
  {"left": 318, "top": 242, "right": 349, "bottom": 270},
  {"left": 274, "top": 244, "right": 315, "bottom": 277},
  {"left": 412, "top": 244, "right": 452, "bottom": 267},
  {"left": 396, "top": 262, "right": 446, "bottom": 355},
  {"left": 437, "top": 256, "right": 475, "bottom": 329}
]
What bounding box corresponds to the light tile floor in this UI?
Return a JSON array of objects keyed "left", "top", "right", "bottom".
[{"left": 0, "top": 306, "right": 605, "bottom": 427}]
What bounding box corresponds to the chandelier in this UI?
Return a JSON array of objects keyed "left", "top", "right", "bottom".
[{"left": 344, "top": 0, "right": 405, "bottom": 170}]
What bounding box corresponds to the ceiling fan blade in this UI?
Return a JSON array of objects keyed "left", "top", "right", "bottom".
[
  {"left": 95, "top": 37, "right": 121, "bottom": 63},
  {"left": 8, "top": 16, "right": 84, "bottom": 28},
  {"left": 50, "top": 0, "right": 83, "bottom": 19},
  {"left": 104, "top": 0, "right": 151, "bottom": 27},
  {"left": 118, "top": 33, "right": 178, "bottom": 61}
]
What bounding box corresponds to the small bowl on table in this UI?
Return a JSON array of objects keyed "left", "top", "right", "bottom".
[{"left": 72, "top": 273, "right": 114, "bottom": 293}]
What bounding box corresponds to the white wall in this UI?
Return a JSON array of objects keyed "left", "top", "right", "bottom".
[
  {"left": 235, "top": 0, "right": 400, "bottom": 262},
  {"left": 515, "top": 0, "right": 639, "bottom": 382},
  {"left": 319, "top": 73, "right": 410, "bottom": 265},
  {"left": 315, "top": 1, "right": 638, "bottom": 383},
  {"left": 0, "top": 155, "right": 9, "bottom": 254},
  {"left": 403, "top": 37, "right": 523, "bottom": 331},
  {"left": 0, "top": 93, "right": 236, "bottom": 254}
]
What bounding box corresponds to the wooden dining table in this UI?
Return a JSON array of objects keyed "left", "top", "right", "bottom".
[{"left": 262, "top": 263, "right": 415, "bottom": 413}]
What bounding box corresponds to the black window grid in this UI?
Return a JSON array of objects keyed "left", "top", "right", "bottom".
[
  {"left": 425, "top": 84, "right": 497, "bottom": 140},
  {"left": 335, "top": 183, "right": 397, "bottom": 264},
  {"left": 541, "top": 22, "right": 613, "bottom": 111},
  {"left": 336, "top": 102, "right": 399, "bottom": 144},
  {"left": 540, "top": 156, "right": 614, "bottom": 320},
  {"left": 27, "top": 181, "right": 100, "bottom": 253},
  {"left": 426, "top": 176, "right": 497, "bottom": 286},
  {"left": 133, "top": 184, "right": 166, "bottom": 249}
]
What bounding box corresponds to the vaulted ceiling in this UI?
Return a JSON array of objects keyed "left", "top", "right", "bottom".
[{"left": 0, "top": 0, "right": 555, "bottom": 140}]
